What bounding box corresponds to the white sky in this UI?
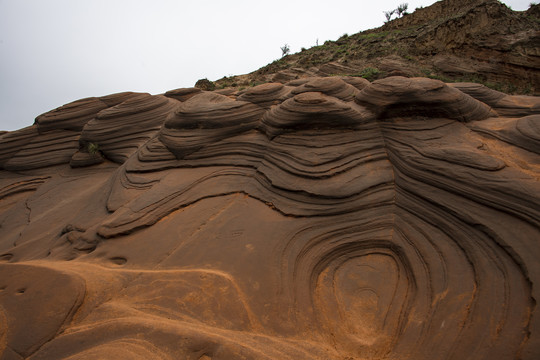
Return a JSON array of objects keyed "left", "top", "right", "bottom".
[{"left": 0, "top": 0, "right": 532, "bottom": 131}]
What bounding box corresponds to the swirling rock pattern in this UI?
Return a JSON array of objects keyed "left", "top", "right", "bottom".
[
  {"left": 0, "top": 76, "right": 539, "bottom": 360},
  {"left": 290, "top": 77, "right": 361, "bottom": 102},
  {"left": 161, "top": 92, "right": 265, "bottom": 159},
  {"left": 237, "top": 83, "right": 292, "bottom": 109},
  {"left": 450, "top": 82, "right": 540, "bottom": 117},
  {"left": 355, "top": 76, "right": 496, "bottom": 121},
  {"left": 0, "top": 126, "right": 81, "bottom": 171},
  {"left": 0, "top": 126, "right": 39, "bottom": 168},
  {"left": 0, "top": 93, "right": 180, "bottom": 171},
  {"left": 35, "top": 92, "right": 141, "bottom": 132},
  {"left": 79, "top": 93, "right": 179, "bottom": 164}
]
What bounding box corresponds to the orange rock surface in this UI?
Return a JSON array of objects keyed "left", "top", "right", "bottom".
[{"left": 0, "top": 76, "right": 539, "bottom": 359}]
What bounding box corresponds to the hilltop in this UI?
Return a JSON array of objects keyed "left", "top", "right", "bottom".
[{"left": 213, "top": 0, "right": 539, "bottom": 94}]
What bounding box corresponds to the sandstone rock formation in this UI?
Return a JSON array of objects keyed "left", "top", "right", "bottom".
[{"left": 0, "top": 75, "right": 539, "bottom": 359}]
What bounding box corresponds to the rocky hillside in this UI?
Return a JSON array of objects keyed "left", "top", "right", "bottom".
[{"left": 213, "top": 0, "right": 540, "bottom": 95}]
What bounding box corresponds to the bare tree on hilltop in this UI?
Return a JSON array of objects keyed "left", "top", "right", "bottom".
[
  {"left": 384, "top": 3, "right": 409, "bottom": 22},
  {"left": 281, "top": 44, "right": 290, "bottom": 57},
  {"left": 397, "top": 3, "right": 409, "bottom": 17}
]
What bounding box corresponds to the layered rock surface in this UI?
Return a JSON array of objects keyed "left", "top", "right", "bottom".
[{"left": 0, "top": 76, "right": 539, "bottom": 359}]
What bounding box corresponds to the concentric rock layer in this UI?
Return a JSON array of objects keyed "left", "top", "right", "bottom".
[{"left": 0, "top": 76, "right": 539, "bottom": 360}]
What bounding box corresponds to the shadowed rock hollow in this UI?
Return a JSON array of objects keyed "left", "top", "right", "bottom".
[{"left": 0, "top": 75, "right": 539, "bottom": 359}]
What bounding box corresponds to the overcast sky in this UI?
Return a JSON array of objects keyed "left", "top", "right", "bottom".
[{"left": 0, "top": 0, "right": 532, "bottom": 131}]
